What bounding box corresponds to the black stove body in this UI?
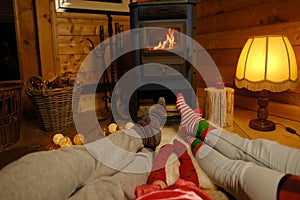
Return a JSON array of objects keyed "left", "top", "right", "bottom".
[{"left": 129, "top": 0, "right": 197, "bottom": 121}]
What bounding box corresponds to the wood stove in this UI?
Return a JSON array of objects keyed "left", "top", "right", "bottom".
[{"left": 129, "top": 0, "right": 197, "bottom": 121}]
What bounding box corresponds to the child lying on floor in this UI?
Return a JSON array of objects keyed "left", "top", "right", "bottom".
[{"left": 135, "top": 139, "right": 211, "bottom": 200}]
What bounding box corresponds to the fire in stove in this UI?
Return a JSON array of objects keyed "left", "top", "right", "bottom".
[
  {"left": 147, "top": 28, "right": 180, "bottom": 51},
  {"left": 152, "top": 28, "right": 176, "bottom": 50}
]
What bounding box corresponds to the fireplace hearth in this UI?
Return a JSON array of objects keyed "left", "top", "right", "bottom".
[{"left": 129, "top": 0, "right": 197, "bottom": 122}]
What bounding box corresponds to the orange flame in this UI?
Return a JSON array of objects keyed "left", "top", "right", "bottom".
[{"left": 153, "top": 28, "right": 176, "bottom": 50}]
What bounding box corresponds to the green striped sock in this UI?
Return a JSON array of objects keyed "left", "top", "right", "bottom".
[
  {"left": 196, "top": 120, "right": 216, "bottom": 140},
  {"left": 191, "top": 138, "right": 203, "bottom": 155}
]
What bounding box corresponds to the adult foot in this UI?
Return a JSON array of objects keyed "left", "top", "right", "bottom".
[
  {"left": 176, "top": 93, "right": 202, "bottom": 135},
  {"left": 134, "top": 97, "right": 166, "bottom": 150}
]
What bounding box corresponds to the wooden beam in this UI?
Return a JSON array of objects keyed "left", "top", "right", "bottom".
[
  {"left": 13, "top": 0, "right": 40, "bottom": 113},
  {"left": 35, "top": 0, "right": 57, "bottom": 79}
]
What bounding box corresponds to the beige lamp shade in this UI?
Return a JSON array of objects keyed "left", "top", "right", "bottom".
[{"left": 235, "top": 35, "right": 298, "bottom": 92}]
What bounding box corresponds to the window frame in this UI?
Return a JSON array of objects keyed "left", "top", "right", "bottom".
[{"left": 55, "top": 0, "right": 130, "bottom": 13}]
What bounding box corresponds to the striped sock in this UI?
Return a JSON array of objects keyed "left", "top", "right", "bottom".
[
  {"left": 133, "top": 103, "right": 166, "bottom": 150},
  {"left": 191, "top": 138, "right": 203, "bottom": 156},
  {"left": 184, "top": 134, "right": 197, "bottom": 146},
  {"left": 176, "top": 93, "right": 202, "bottom": 135},
  {"left": 183, "top": 135, "right": 203, "bottom": 156},
  {"left": 195, "top": 120, "right": 216, "bottom": 140}
]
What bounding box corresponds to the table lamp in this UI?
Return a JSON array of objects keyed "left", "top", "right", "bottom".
[{"left": 235, "top": 35, "right": 298, "bottom": 131}]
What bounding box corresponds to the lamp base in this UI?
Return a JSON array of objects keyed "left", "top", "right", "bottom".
[{"left": 249, "top": 119, "right": 276, "bottom": 132}]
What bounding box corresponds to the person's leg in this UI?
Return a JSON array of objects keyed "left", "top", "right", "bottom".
[
  {"left": 173, "top": 139, "right": 199, "bottom": 186},
  {"left": 69, "top": 148, "right": 153, "bottom": 200},
  {"left": 177, "top": 93, "right": 300, "bottom": 176},
  {"left": 0, "top": 99, "right": 166, "bottom": 200},
  {"left": 0, "top": 129, "right": 146, "bottom": 200},
  {"left": 186, "top": 137, "right": 286, "bottom": 200},
  {"left": 68, "top": 99, "right": 167, "bottom": 200},
  {"left": 134, "top": 144, "right": 174, "bottom": 198},
  {"left": 191, "top": 117, "right": 300, "bottom": 177},
  {"left": 201, "top": 125, "right": 300, "bottom": 176},
  {"left": 0, "top": 145, "right": 98, "bottom": 200},
  {"left": 82, "top": 98, "right": 166, "bottom": 172},
  {"left": 147, "top": 143, "right": 174, "bottom": 188}
]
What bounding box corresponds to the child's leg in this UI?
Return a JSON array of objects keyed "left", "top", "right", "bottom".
[
  {"left": 173, "top": 139, "right": 199, "bottom": 186},
  {"left": 147, "top": 144, "right": 174, "bottom": 188}
]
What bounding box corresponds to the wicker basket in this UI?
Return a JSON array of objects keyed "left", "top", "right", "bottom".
[
  {"left": 0, "top": 82, "right": 23, "bottom": 149},
  {"left": 26, "top": 76, "right": 82, "bottom": 131}
]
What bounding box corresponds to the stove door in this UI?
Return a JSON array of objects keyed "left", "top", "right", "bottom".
[{"left": 141, "top": 56, "right": 186, "bottom": 80}]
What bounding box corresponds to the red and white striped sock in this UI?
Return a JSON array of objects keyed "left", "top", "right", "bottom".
[
  {"left": 176, "top": 93, "right": 202, "bottom": 135},
  {"left": 184, "top": 134, "right": 197, "bottom": 146}
]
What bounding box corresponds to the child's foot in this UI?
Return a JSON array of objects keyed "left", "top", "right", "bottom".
[
  {"left": 176, "top": 93, "right": 202, "bottom": 135},
  {"left": 173, "top": 138, "right": 188, "bottom": 156},
  {"left": 147, "top": 144, "right": 174, "bottom": 184},
  {"left": 173, "top": 139, "right": 199, "bottom": 186}
]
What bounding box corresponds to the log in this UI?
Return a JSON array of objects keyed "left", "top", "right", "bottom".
[{"left": 204, "top": 87, "right": 235, "bottom": 127}]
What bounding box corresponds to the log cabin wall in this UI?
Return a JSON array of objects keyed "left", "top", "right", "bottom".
[
  {"left": 16, "top": 0, "right": 299, "bottom": 120},
  {"left": 196, "top": 0, "right": 300, "bottom": 121},
  {"left": 19, "top": 0, "right": 130, "bottom": 113},
  {"left": 36, "top": 0, "right": 130, "bottom": 83},
  {"left": 56, "top": 13, "right": 129, "bottom": 75},
  {"left": 53, "top": 11, "right": 130, "bottom": 113}
]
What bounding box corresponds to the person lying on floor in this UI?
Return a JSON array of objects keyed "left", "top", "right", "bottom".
[
  {"left": 133, "top": 93, "right": 300, "bottom": 200},
  {"left": 134, "top": 139, "right": 211, "bottom": 200},
  {"left": 0, "top": 98, "right": 167, "bottom": 200},
  {"left": 175, "top": 93, "right": 300, "bottom": 200},
  {"left": 1, "top": 92, "right": 299, "bottom": 200}
]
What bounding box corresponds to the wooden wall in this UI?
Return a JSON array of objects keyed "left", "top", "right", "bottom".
[
  {"left": 17, "top": 0, "right": 129, "bottom": 113},
  {"left": 196, "top": 0, "right": 300, "bottom": 121},
  {"left": 36, "top": 0, "right": 130, "bottom": 81},
  {"left": 16, "top": 0, "right": 299, "bottom": 120}
]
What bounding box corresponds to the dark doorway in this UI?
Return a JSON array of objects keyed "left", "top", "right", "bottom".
[{"left": 0, "top": 0, "right": 20, "bottom": 81}]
